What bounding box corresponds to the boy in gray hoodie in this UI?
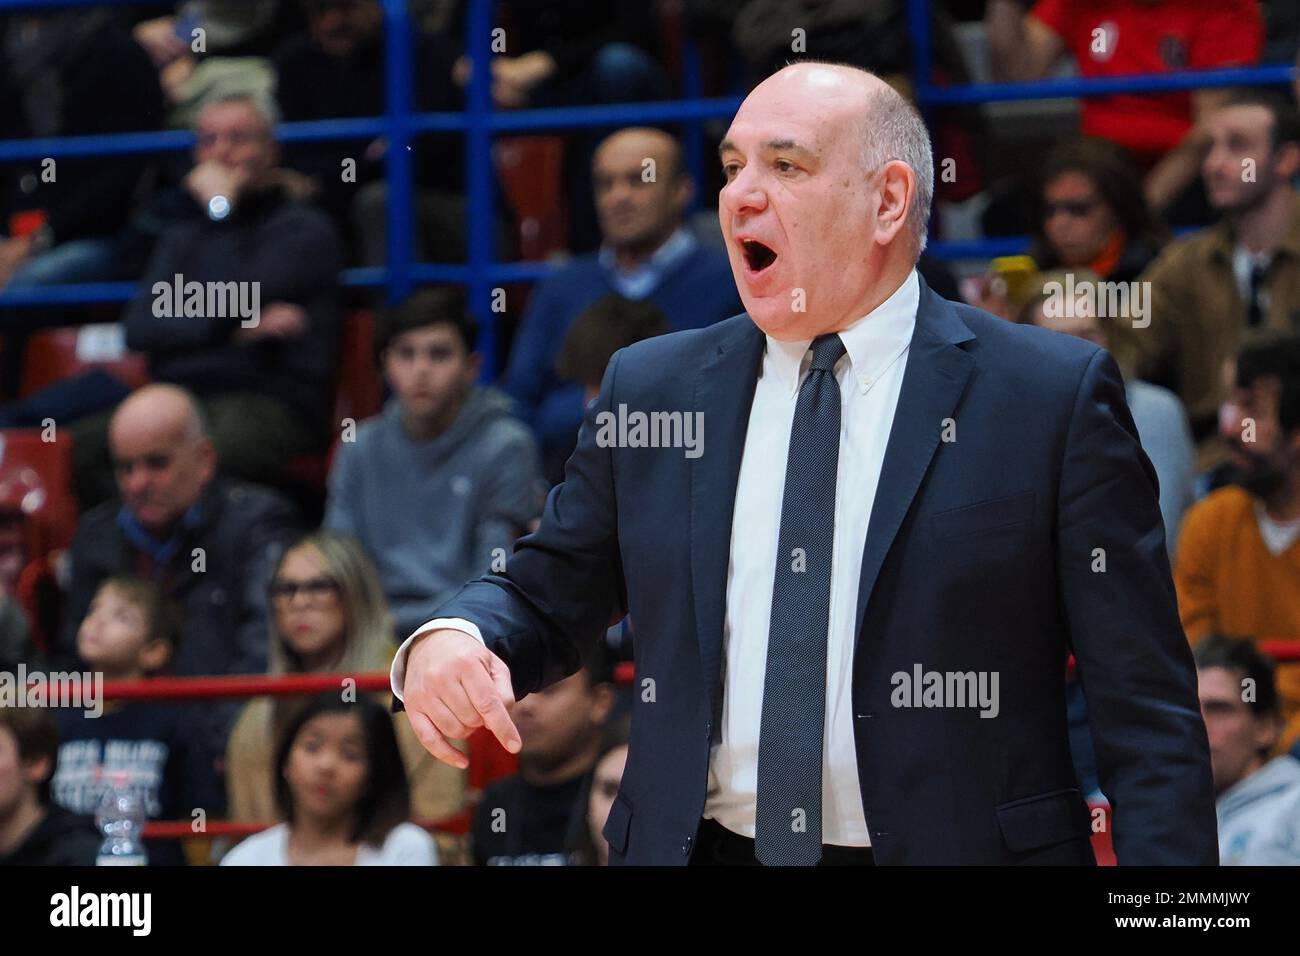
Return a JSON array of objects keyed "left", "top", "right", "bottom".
[{"left": 325, "top": 288, "right": 545, "bottom": 639}]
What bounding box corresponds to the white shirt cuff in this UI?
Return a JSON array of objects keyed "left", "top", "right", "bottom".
[{"left": 389, "top": 618, "right": 485, "bottom": 701}]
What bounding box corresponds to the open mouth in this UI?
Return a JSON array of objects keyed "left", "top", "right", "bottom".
[{"left": 741, "top": 239, "right": 778, "bottom": 274}]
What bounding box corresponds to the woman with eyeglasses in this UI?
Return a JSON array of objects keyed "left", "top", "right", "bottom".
[{"left": 223, "top": 531, "right": 466, "bottom": 860}]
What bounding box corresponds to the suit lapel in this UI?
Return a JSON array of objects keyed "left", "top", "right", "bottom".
[
  {"left": 691, "top": 317, "right": 765, "bottom": 723},
  {"left": 853, "top": 284, "right": 976, "bottom": 638}
]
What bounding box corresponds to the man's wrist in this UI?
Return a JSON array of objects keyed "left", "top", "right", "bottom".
[{"left": 389, "top": 618, "right": 486, "bottom": 701}]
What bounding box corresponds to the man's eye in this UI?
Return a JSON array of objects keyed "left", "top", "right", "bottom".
[
  {"left": 722, "top": 163, "right": 739, "bottom": 179},
  {"left": 775, "top": 159, "right": 795, "bottom": 173}
]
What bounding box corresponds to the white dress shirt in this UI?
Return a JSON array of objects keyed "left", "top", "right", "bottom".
[
  {"left": 704, "top": 270, "right": 916, "bottom": 846},
  {"left": 391, "top": 270, "right": 920, "bottom": 849}
]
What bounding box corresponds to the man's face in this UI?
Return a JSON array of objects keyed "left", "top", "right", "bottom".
[
  {"left": 1203, "top": 105, "right": 1277, "bottom": 214},
  {"left": 382, "top": 324, "right": 478, "bottom": 425},
  {"left": 194, "top": 102, "right": 276, "bottom": 186},
  {"left": 308, "top": 0, "right": 381, "bottom": 58},
  {"left": 719, "top": 70, "right": 892, "bottom": 339},
  {"left": 510, "top": 671, "right": 610, "bottom": 766},
  {"left": 1218, "top": 373, "right": 1296, "bottom": 499},
  {"left": 593, "top": 133, "right": 689, "bottom": 253},
  {"left": 1041, "top": 171, "right": 1117, "bottom": 267},
  {"left": 110, "top": 418, "right": 215, "bottom": 533},
  {"left": 1199, "top": 666, "right": 1276, "bottom": 796}
]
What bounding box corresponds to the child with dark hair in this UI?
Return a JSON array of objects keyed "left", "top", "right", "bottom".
[
  {"left": 324, "top": 287, "right": 545, "bottom": 641},
  {"left": 50, "top": 576, "right": 222, "bottom": 865},
  {"left": 470, "top": 639, "right": 616, "bottom": 865},
  {"left": 0, "top": 706, "right": 101, "bottom": 866},
  {"left": 554, "top": 293, "right": 670, "bottom": 404},
  {"left": 221, "top": 694, "right": 437, "bottom": 865},
  {"left": 1196, "top": 635, "right": 1300, "bottom": 864}
]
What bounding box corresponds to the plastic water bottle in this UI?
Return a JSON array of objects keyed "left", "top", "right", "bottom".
[{"left": 95, "top": 771, "right": 147, "bottom": 866}]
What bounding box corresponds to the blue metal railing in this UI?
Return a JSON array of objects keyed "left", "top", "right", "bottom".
[{"left": 1, "top": 0, "right": 1297, "bottom": 376}]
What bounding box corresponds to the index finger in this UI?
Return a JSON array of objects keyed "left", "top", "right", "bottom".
[{"left": 461, "top": 657, "right": 521, "bottom": 754}]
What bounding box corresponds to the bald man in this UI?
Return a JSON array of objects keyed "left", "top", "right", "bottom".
[
  {"left": 58, "top": 385, "right": 296, "bottom": 750},
  {"left": 395, "top": 64, "right": 1216, "bottom": 865},
  {"left": 503, "top": 126, "right": 741, "bottom": 481}
]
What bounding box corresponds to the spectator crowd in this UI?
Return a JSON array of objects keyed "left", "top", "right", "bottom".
[{"left": 3, "top": 0, "right": 1300, "bottom": 866}]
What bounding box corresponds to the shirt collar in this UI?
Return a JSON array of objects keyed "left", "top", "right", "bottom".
[
  {"left": 764, "top": 269, "right": 920, "bottom": 398},
  {"left": 116, "top": 488, "right": 211, "bottom": 566},
  {"left": 597, "top": 226, "right": 697, "bottom": 297}
]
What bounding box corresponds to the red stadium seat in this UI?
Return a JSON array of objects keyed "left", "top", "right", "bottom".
[
  {"left": 494, "top": 136, "right": 568, "bottom": 261},
  {"left": 467, "top": 725, "right": 519, "bottom": 796},
  {"left": 15, "top": 554, "right": 60, "bottom": 658},
  {"left": 283, "top": 309, "right": 383, "bottom": 489},
  {"left": 1089, "top": 801, "right": 1116, "bottom": 866},
  {"left": 0, "top": 428, "right": 78, "bottom": 554},
  {"left": 334, "top": 309, "right": 382, "bottom": 424},
  {"left": 20, "top": 324, "right": 150, "bottom": 398}
]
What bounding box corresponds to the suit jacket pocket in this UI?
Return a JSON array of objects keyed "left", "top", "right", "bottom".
[
  {"left": 995, "top": 787, "right": 1090, "bottom": 853},
  {"left": 932, "top": 491, "right": 1035, "bottom": 540},
  {"left": 602, "top": 789, "right": 634, "bottom": 856}
]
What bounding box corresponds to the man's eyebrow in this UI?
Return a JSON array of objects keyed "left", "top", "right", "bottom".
[{"left": 718, "top": 138, "right": 813, "bottom": 157}]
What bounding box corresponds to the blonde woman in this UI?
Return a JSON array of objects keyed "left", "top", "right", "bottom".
[{"left": 225, "top": 531, "right": 467, "bottom": 860}]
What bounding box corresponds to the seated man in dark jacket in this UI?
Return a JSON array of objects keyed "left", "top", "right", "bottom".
[
  {"left": 119, "top": 92, "right": 344, "bottom": 493},
  {"left": 4, "top": 92, "right": 346, "bottom": 507},
  {"left": 58, "top": 384, "right": 298, "bottom": 753}
]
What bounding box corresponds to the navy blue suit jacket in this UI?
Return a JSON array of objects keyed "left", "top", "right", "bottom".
[{"left": 434, "top": 280, "right": 1218, "bottom": 865}]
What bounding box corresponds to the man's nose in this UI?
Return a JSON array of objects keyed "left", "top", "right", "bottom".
[
  {"left": 1219, "top": 403, "right": 1243, "bottom": 442},
  {"left": 721, "top": 167, "right": 767, "bottom": 215},
  {"left": 120, "top": 467, "right": 147, "bottom": 495}
]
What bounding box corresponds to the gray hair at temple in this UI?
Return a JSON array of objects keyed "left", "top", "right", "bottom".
[{"left": 859, "top": 81, "right": 934, "bottom": 255}]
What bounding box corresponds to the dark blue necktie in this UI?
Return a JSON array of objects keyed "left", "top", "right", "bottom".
[{"left": 754, "top": 332, "right": 846, "bottom": 866}]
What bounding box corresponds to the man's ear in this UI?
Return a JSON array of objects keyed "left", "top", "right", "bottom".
[
  {"left": 873, "top": 159, "right": 914, "bottom": 248},
  {"left": 1285, "top": 424, "right": 1300, "bottom": 458},
  {"left": 1251, "top": 712, "right": 1282, "bottom": 757},
  {"left": 673, "top": 175, "right": 695, "bottom": 216},
  {"left": 196, "top": 436, "right": 218, "bottom": 483},
  {"left": 1275, "top": 141, "right": 1300, "bottom": 181},
  {"left": 591, "top": 683, "right": 617, "bottom": 726},
  {"left": 465, "top": 350, "right": 483, "bottom": 383}
]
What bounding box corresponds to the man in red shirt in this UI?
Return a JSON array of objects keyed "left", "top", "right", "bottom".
[{"left": 986, "top": 0, "right": 1263, "bottom": 213}]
